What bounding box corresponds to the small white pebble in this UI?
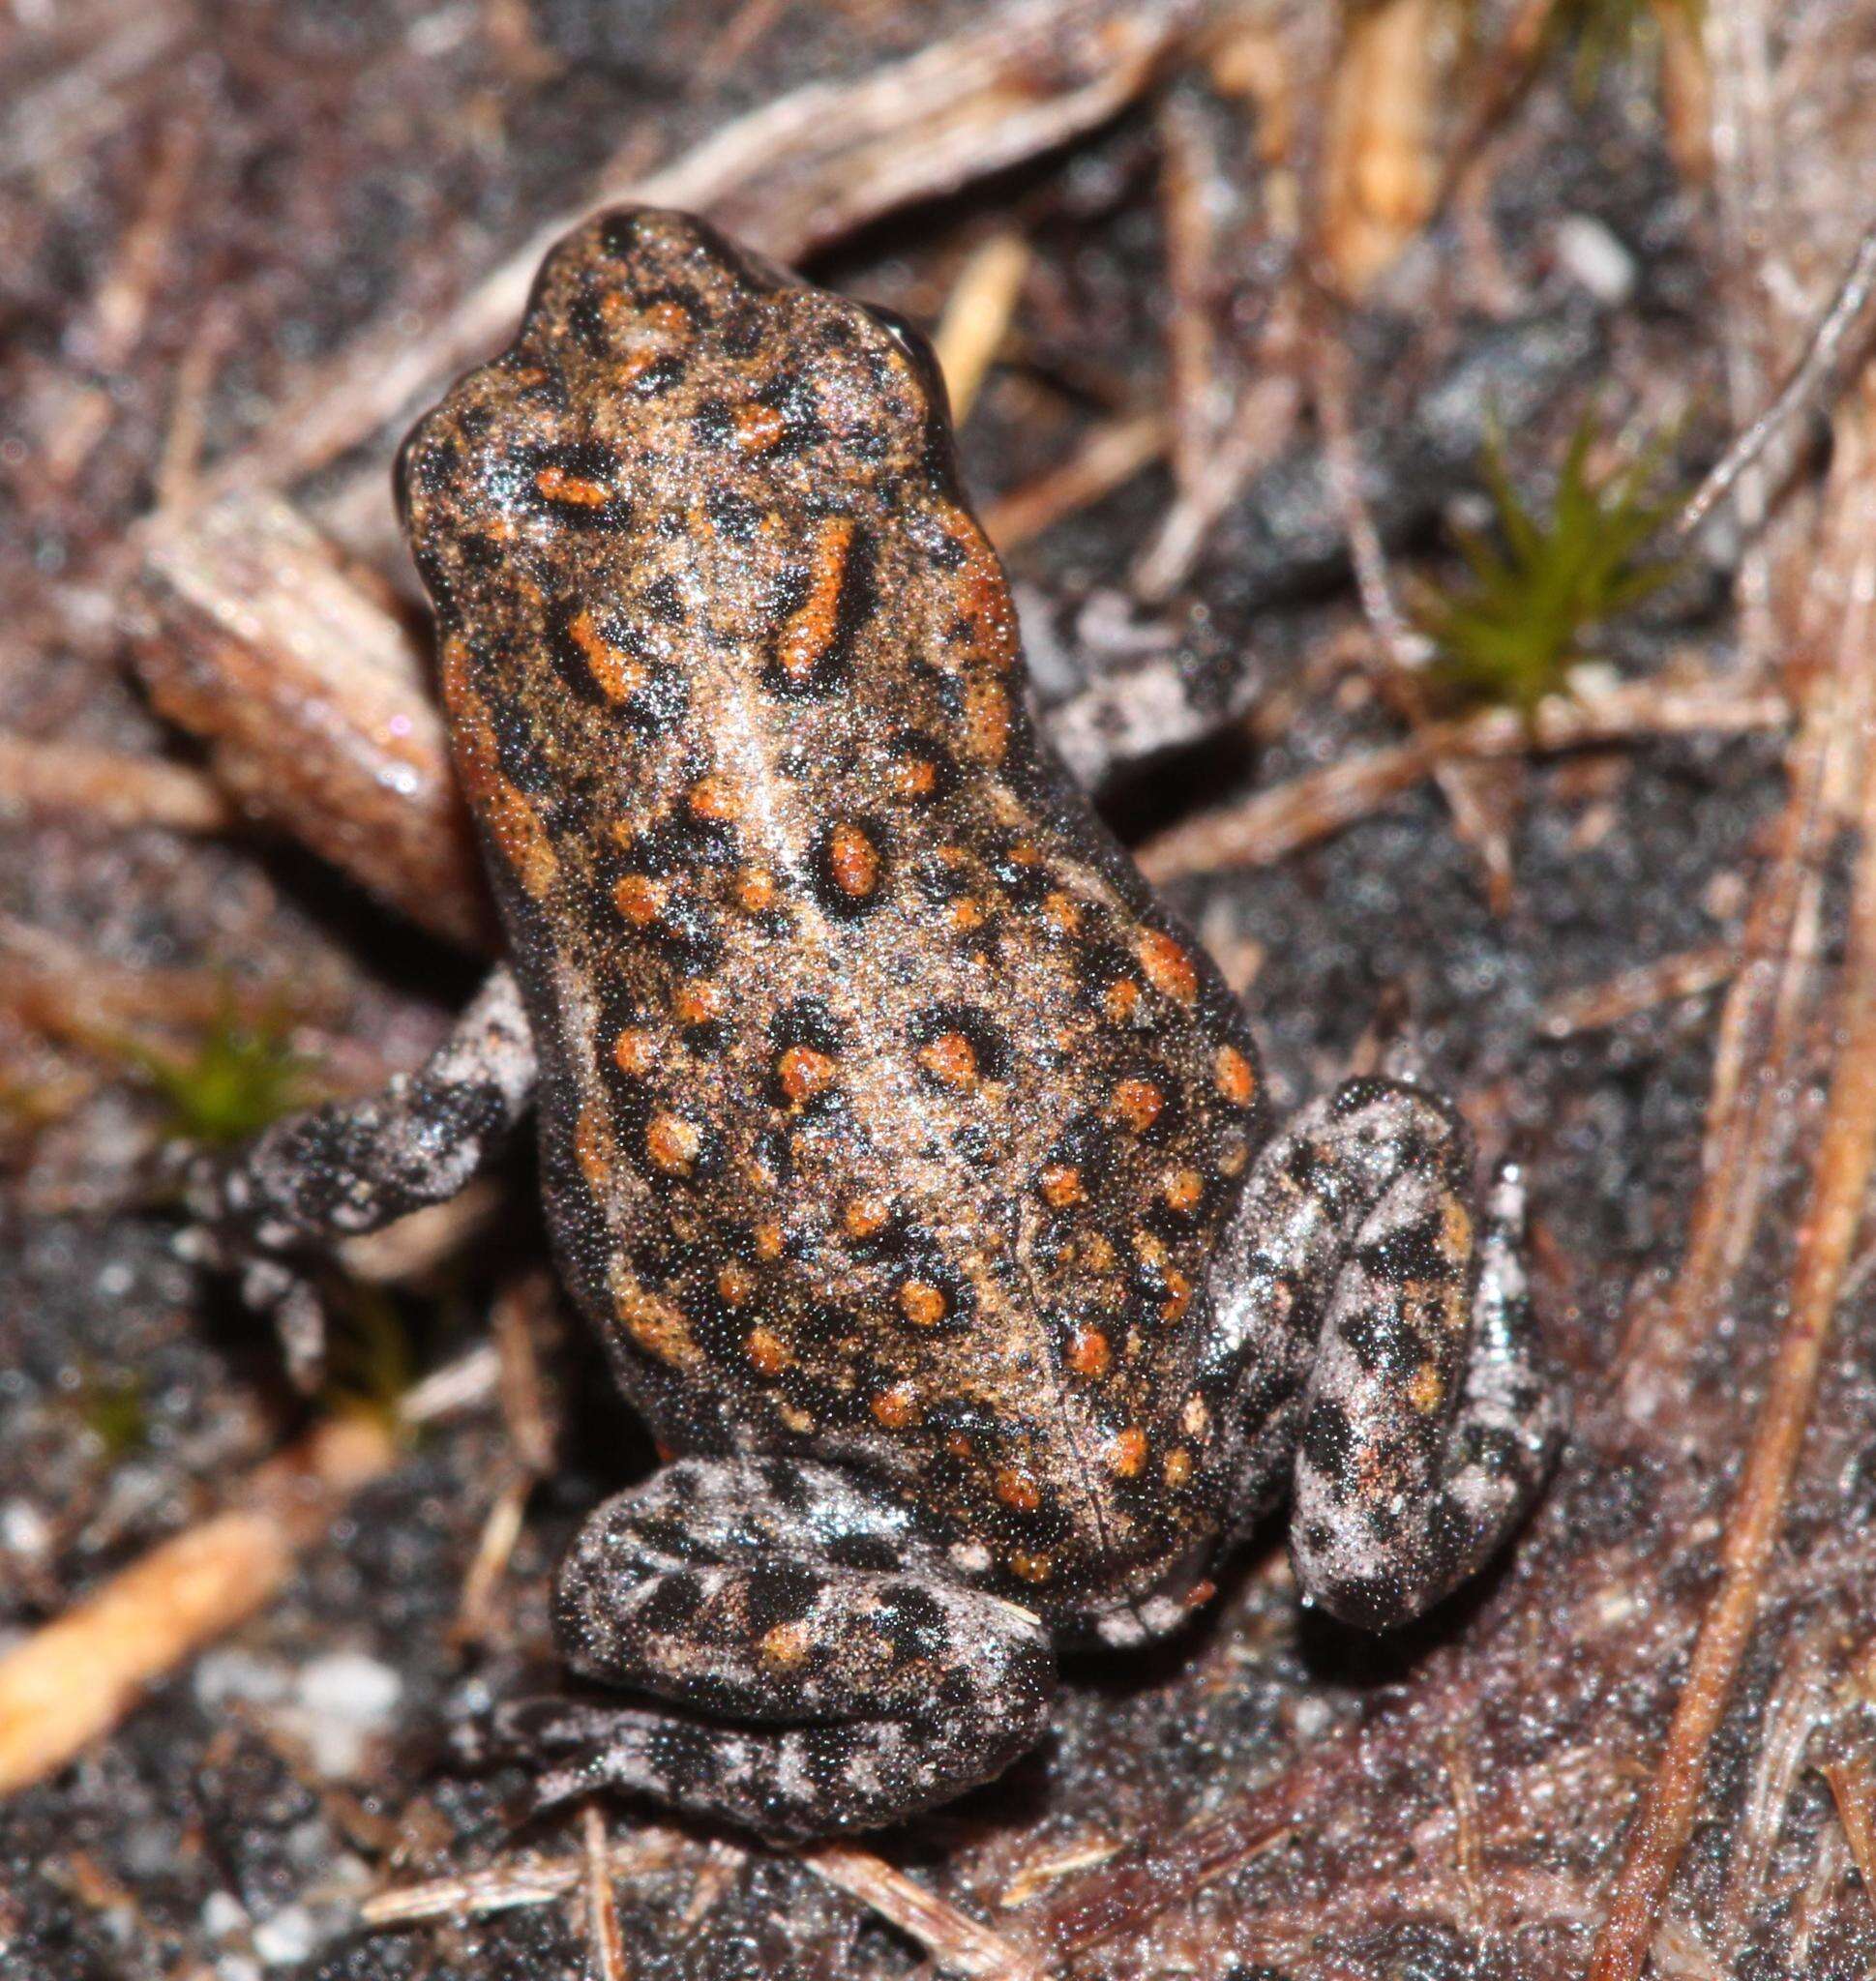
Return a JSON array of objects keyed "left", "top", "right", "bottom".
[
  {"left": 201, "top": 1891, "right": 250, "bottom": 1942},
  {"left": 195, "top": 1650, "right": 290, "bottom": 1709},
  {"left": 1554, "top": 215, "right": 1636, "bottom": 305},
  {"left": 252, "top": 1904, "right": 316, "bottom": 1967},
  {"left": 296, "top": 1650, "right": 402, "bottom": 1726},
  {"left": 0, "top": 1498, "right": 50, "bottom": 1558}
]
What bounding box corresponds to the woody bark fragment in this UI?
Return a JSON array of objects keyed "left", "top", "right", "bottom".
[{"left": 127, "top": 491, "right": 495, "bottom": 952}]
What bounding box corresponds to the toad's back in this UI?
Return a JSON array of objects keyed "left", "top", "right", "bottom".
[{"left": 398, "top": 209, "right": 1266, "bottom": 1611}]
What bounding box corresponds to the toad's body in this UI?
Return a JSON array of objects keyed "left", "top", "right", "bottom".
[{"left": 208, "top": 209, "right": 1561, "bottom": 1840}]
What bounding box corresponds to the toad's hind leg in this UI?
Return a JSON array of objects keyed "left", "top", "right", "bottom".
[
  {"left": 1205, "top": 1078, "right": 1563, "bottom": 1630},
  {"left": 509, "top": 1456, "right": 1057, "bottom": 1842}
]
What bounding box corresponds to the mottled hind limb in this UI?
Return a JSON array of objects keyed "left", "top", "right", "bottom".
[
  {"left": 504, "top": 1455, "right": 1057, "bottom": 1841},
  {"left": 1202, "top": 1078, "right": 1563, "bottom": 1628}
]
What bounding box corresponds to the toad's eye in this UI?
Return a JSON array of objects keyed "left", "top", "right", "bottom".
[{"left": 864, "top": 304, "right": 949, "bottom": 410}]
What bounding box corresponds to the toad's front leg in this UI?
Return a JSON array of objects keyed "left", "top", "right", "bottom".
[
  {"left": 1199, "top": 1079, "right": 1564, "bottom": 1629},
  {"left": 176, "top": 962, "right": 536, "bottom": 1376},
  {"left": 507, "top": 1456, "right": 1058, "bottom": 1842}
]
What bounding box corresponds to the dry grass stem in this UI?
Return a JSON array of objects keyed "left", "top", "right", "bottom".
[
  {"left": 801, "top": 1846, "right": 1042, "bottom": 1981},
  {"left": 1676, "top": 212, "right": 1876, "bottom": 542},
  {"left": 1535, "top": 946, "right": 1739, "bottom": 1038},
  {"left": 581, "top": 1803, "right": 629, "bottom": 1981},
  {"left": 1138, "top": 681, "right": 1786, "bottom": 881},
  {"left": 1587, "top": 407, "right": 1876, "bottom": 1981},
  {"left": 361, "top": 1828, "right": 695, "bottom": 1927},
  {"left": 932, "top": 231, "right": 1032, "bottom": 425},
  {"left": 980, "top": 411, "right": 1170, "bottom": 550},
  {"left": 1320, "top": 0, "right": 1442, "bottom": 294}
]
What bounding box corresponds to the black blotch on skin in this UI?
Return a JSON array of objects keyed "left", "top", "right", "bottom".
[
  {"left": 707, "top": 489, "right": 763, "bottom": 542},
  {"left": 827, "top": 1533, "right": 903, "bottom": 1573},
  {"left": 1301, "top": 1398, "right": 1358, "bottom": 1495},
  {"left": 637, "top": 1570, "right": 707, "bottom": 1634},
  {"left": 759, "top": 1460, "right": 811, "bottom": 1513},
  {"left": 627, "top": 354, "right": 688, "bottom": 398},
  {"left": 641, "top": 575, "right": 686, "bottom": 626},
  {"left": 1355, "top": 1211, "right": 1457, "bottom": 1290},
  {"left": 744, "top": 1559, "right": 825, "bottom": 1633},
  {"left": 648, "top": 1717, "right": 724, "bottom": 1794},
  {"left": 878, "top": 1582, "right": 950, "bottom": 1665},
  {"left": 1337, "top": 1306, "right": 1426, "bottom": 1378}
]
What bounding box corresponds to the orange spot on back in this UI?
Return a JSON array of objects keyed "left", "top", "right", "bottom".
[
  {"left": 645, "top": 1111, "right": 701, "bottom": 1176},
  {"left": 826, "top": 821, "right": 879, "bottom": 901},
  {"left": 565, "top": 607, "right": 647, "bottom": 703},
  {"left": 758, "top": 1619, "right": 812, "bottom": 1669},
  {"left": 963, "top": 675, "right": 1012, "bottom": 765},
  {"left": 1112, "top": 1078, "right": 1164, "bottom": 1132},
  {"left": 843, "top": 1197, "right": 892, "bottom": 1240},
  {"left": 534, "top": 465, "right": 611, "bottom": 506},
  {"left": 1066, "top": 1327, "right": 1112, "bottom": 1378},
  {"left": 614, "top": 874, "right": 665, "bottom": 926},
  {"left": 1163, "top": 1168, "right": 1205, "bottom": 1215},
  {"left": 871, "top": 1383, "right": 920, "bottom": 1430},
  {"left": 744, "top": 1324, "right": 790, "bottom": 1375},
  {"left": 919, "top": 1031, "right": 979, "bottom": 1089},
  {"left": 898, "top": 1280, "right": 948, "bottom": 1327},
  {"left": 673, "top": 982, "right": 721, "bottom": 1026},
  {"left": 733, "top": 401, "right": 787, "bottom": 453},
  {"left": 1103, "top": 979, "right": 1142, "bottom": 1024},
  {"left": 995, "top": 1465, "right": 1042, "bottom": 1513},
  {"left": 611, "top": 1271, "right": 700, "bottom": 1369},
  {"left": 1215, "top": 1044, "right": 1257, "bottom": 1106},
  {"left": 612, "top": 1028, "right": 654, "bottom": 1077},
  {"left": 1108, "top": 1428, "right": 1148, "bottom": 1478},
  {"left": 1042, "top": 891, "right": 1082, "bottom": 935},
  {"left": 777, "top": 1045, "right": 837, "bottom": 1104},
  {"left": 1137, "top": 930, "right": 1200, "bottom": 1004},
  {"left": 573, "top": 1104, "right": 610, "bottom": 1188},
  {"left": 774, "top": 515, "right": 857, "bottom": 683},
  {"left": 687, "top": 775, "right": 740, "bottom": 822},
  {"left": 890, "top": 755, "right": 939, "bottom": 800},
  {"left": 717, "top": 1262, "right": 756, "bottom": 1306},
  {"left": 736, "top": 868, "right": 779, "bottom": 914},
  {"left": 439, "top": 638, "right": 558, "bottom": 899},
  {"left": 1039, "top": 1164, "right": 1086, "bottom": 1209}
]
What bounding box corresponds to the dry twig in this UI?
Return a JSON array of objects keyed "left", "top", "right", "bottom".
[
  {"left": 1137, "top": 681, "right": 1786, "bottom": 882},
  {"left": 1588, "top": 399, "right": 1876, "bottom": 1981},
  {"left": 581, "top": 1803, "right": 628, "bottom": 1981},
  {"left": 802, "top": 1846, "right": 1042, "bottom": 1981},
  {"left": 932, "top": 231, "right": 1032, "bottom": 426},
  {"left": 0, "top": 1415, "right": 395, "bottom": 1797}
]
